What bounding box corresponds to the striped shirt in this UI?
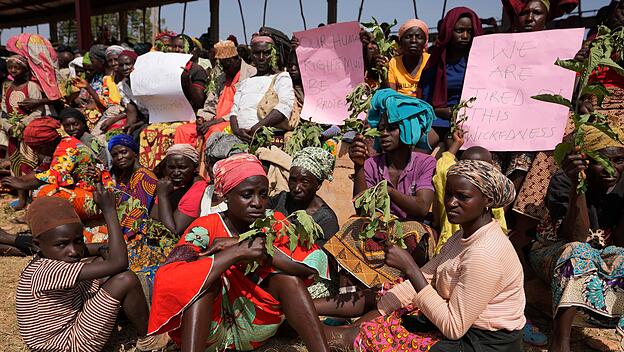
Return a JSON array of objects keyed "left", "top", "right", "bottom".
[
  {"left": 16, "top": 257, "right": 120, "bottom": 352},
  {"left": 378, "top": 220, "right": 526, "bottom": 340}
]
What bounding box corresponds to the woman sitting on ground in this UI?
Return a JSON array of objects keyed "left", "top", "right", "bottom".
[
  {"left": 148, "top": 153, "right": 331, "bottom": 352},
  {"left": 150, "top": 144, "right": 207, "bottom": 237},
  {"left": 528, "top": 123, "right": 624, "bottom": 352},
  {"left": 1, "top": 117, "right": 113, "bottom": 221},
  {"left": 59, "top": 107, "right": 108, "bottom": 165},
  {"left": 323, "top": 88, "right": 436, "bottom": 289},
  {"left": 387, "top": 19, "right": 430, "bottom": 97},
  {"left": 317, "top": 159, "right": 525, "bottom": 351},
  {"left": 270, "top": 147, "right": 339, "bottom": 244}
]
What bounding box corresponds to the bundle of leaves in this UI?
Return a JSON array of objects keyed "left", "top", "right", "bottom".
[
  {"left": 117, "top": 191, "right": 177, "bottom": 248},
  {"left": 238, "top": 210, "right": 323, "bottom": 274},
  {"left": 105, "top": 128, "right": 124, "bottom": 141},
  {"left": 7, "top": 112, "right": 27, "bottom": 138},
  {"left": 284, "top": 119, "right": 324, "bottom": 155},
  {"left": 346, "top": 82, "right": 374, "bottom": 122},
  {"left": 354, "top": 180, "right": 406, "bottom": 248},
  {"left": 449, "top": 97, "right": 476, "bottom": 136},
  {"left": 361, "top": 17, "right": 398, "bottom": 84},
  {"left": 204, "top": 61, "right": 222, "bottom": 95},
  {"left": 235, "top": 126, "right": 275, "bottom": 155},
  {"left": 533, "top": 25, "right": 624, "bottom": 193},
  {"left": 341, "top": 115, "right": 380, "bottom": 139}
]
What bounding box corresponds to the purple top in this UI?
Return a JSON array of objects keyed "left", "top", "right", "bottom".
[{"left": 364, "top": 151, "right": 436, "bottom": 221}]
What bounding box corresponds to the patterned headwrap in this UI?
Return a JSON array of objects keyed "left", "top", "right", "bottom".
[
  {"left": 27, "top": 197, "right": 81, "bottom": 238},
  {"left": 581, "top": 123, "right": 624, "bottom": 152},
  {"left": 204, "top": 132, "right": 244, "bottom": 160},
  {"left": 213, "top": 153, "right": 266, "bottom": 197},
  {"left": 6, "top": 55, "right": 28, "bottom": 68},
  {"left": 292, "top": 147, "right": 335, "bottom": 182},
  {"left": 166, "top": 143, "right": 199, "bottom": 164},
  {"left": 108, "top": 134, "right": 140, "bottom": 154},
  {"left": 118, "top": 50, "right": 138, "bottom": 61},
  {"left": 398, "top": 19, "right": 429, "bottom": 45},
  {"left": 89, "top": 44, "right": 108, "bottom": 63},
  {"left": 23, "top": 117, "right": 62, "bottom": 147},
  {"left": 155, "top": 30, "right": 177, "bottom": 41},
  {"left": 367, "top": 88, "right": 435, "bottom": 150},
  {"left": 251, "top": 35, "right": 275, "bottom": 45},
  {"left": 105, "top": 45, "right": 125, "bottom": 58},
  {"left": 447, "top": 159, "right": 516, "bottom": 208}
]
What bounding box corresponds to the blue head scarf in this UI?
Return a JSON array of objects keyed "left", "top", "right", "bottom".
[
  {"left": 367, "top": 88, "right": 435, "bottom": 150},
  {"left": 108, "top": 134, "right": 139, "bottom": 154}
]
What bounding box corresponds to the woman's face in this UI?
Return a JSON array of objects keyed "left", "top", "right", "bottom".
[
  {"left": 117, "top": 55, "right": 135, "bottom": 79},
  {"left": 31, "top": 140, "right": 58, "bottom": 159},
  {"left": 170, "top": 38, "right": 186, "bottom": 53},
  {"left": 251, "top": 41, "right": 273, "bottom": 74},
  {"left": 451, "top": 16, "right": 474, "bottom": 51},
  {"left": 60, "top": 116, "right": 87, "bottom": 140},
  {"left": 106, "top": 53, "right": 119, "bottom": 72},
  {"left": 516, "top": 0, "right": 548, "bottom": 32},
  {"left": 288, "top": 166, "right": 320, "bottom": 205},
  {"left": 444, "top": 175, "right": 490, "bottom": 225},
  {"left": 165, "top": 154, "right": 196, "bottom": 187},
  {"left": 7, "top": 61, "right": 26, "bottom": 80},
  {"left": 287, "top": 54, "right": 301, "bottom": 84},
  {"left": 607, "top": 2, "right": 624, "bottom": 29},
  {"left": 91, "top": 57, "right": 105, "bottom": 73},
  {"left": 378, "top": 115, "right": 402, "bottom": 153},
  {"left": 226, "top": 175, "right": 269, "bottom": 225},
  {"left": 399, "top": 27, "right": 426, "bottom": 57},
  {"left": 110, "top": 145, "right": 137, "bottom": 170},
  {"left": 587, "top": 147, "right": 624, "bottom": 191}
]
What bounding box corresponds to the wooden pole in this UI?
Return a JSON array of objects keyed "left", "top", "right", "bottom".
[
  {"left": 357, "top": 0, "right": 364, "bottom": 22},
  {"left": 49, "top": 21, "right": 58, "bottom": 44},
  {"left": 327, "top": 0, "right": 337, "bottom": 24},
  {"left": 412, "top": 0, "right": 418, "bottom": 18},
  {"left": 441, "top": 0, "right": 447, "bottom": 20},
  {"left": 237, "top": 0, "right": 248, "bottom": 45},
  {"left": 158, "top": 6, "right": 162, "bottom": 33},
  {"left": 182, "top": 2, "right": 187, "bottom": 34},
  {"left": 299, "top": 0, "right": 307, "bottom": 30},
  {"left": 142, "top": 8, "right": 146, "bottom": 42},
  {"left": 263, "top": 0, "right": 268, "bottom": 27},
  {"left": 75, "top": 0, "right": 92, "bottom": 51},
  {"left": 119, "top": 10, "right": 128, "bottom": 43},
  {"left": 209, "top": 0, "right": 219, "bottom": 43}
]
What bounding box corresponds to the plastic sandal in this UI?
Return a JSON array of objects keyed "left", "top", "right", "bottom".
[{"left": 523, "top": 320, "right": 548, "bottom": 346}]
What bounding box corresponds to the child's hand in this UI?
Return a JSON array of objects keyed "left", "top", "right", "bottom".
[
  {"left": 93, "top": 183, "right": 116, "bottom": 213},
  {"left": 452, "top": 130, "right": 464, "bottom": 146}
]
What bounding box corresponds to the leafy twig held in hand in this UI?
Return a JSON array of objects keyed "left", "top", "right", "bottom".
[{"left": 354, "top": 180, "right": 406, "bottom": 248}]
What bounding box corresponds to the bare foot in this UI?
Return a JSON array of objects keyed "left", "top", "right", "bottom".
[{"left": 12, "top": 201, "right": 27, "bottom": 211}]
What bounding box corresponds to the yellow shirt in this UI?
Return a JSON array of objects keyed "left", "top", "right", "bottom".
[
  {"left": 433, "top": 152, "right": 508, "bottom": 254},
  {"left": 387, "top": 52, "right": 431, "bottom": 97}
]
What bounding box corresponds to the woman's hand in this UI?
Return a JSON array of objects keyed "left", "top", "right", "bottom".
[
  {"left": 359, "top": 29, "right": 373, "bottom": 45},
  {"left": 238, "top": 236, "right": 267, "bottom": 261},
  {"left": 561, "top": 148, "right": 589, "bottom": 184},
  {"left": 348, "top": 134, "right": 369, "bottom": 168},
  {"left": 17, "top": 98, "right": 42, "bottom": 112},
  {"left": 290, "top": 36, "right": 300, "bottom": 50},
  {"left": 1, "top": 176, "right": 28, "bottom": 190},
  {"left": 85, "top": 164, "right": 101, "bottom": 182},
  {"left": 577, "top": 94, "right": 594, "bottom": 115},
  {"left": 384, "top": 243, "right": 419, "bottom": 275},
  {"left": 93, "top": 183, "right": 116, "bottom": 213},
  {"left": 156, "top": 177, "right": 174, "bottom": 195},
  {"left": 373, "top": 55, "right": 389, "bottom": 69},
  {"left": 233, "top": 126, "right": 252, "bottom": 143},
  {"left": 71, "top": 77, "right": 89, "bottom": 89},
  {"left": 99, "top": 118, "right": 116, "bottom": 132},
  {"left": 201, "top": 237, "right": 241, "bottom": 256}
]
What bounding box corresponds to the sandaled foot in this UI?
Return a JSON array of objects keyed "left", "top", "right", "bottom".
[{"left": 136, "top": 333, "right": 171, "bottom": 351}]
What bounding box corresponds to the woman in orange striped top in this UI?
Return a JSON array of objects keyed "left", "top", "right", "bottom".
[{"left": 316, "top": 159, "right": 525, "bottom": 351}]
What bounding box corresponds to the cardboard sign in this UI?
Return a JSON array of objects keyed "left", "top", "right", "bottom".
[
  {"left": 460, "top": 28, "right": 585, "bottom": 151},
  {"left": 131, "top": 52, "right": 195, "bottom": 123},
  {"left": 295, "top": 21, "right": 365, "bottom": 125}
]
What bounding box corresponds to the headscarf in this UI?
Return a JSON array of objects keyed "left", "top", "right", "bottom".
[
  {"left": 447, "top": 159, "right": 516, "bottom": 208},
  {"left": 108, "top": 134, "right": 140, "bottom": 153},
  {"left": 428, "top": 7, "right": 484, "bottom": 109},
  {"left": 105, "top": 45, "right": 125, "bottom": 58},
  {"left": 118, "top": 50, "right": 138, "bottom": 61},
  {"left": 398, "top": 19, "right": 429, "bottom": 45},
  {"left": 367, "top": 88, "right": 435, "bottom": 150},
  {"left": 176, "top": 34, "right": 196, "bottom": 54},
  {"left": 582, "top": 123, "right": 624, "bottom": 152},
  {"left": 6, "top": 55, "right": 28, "bottom": 67},
  {"left": 59, "top": 107, "right": 87, "bottom": 126},
  {"left": 213, "top": 153, "right": 267, "bottom": 197},
  {"left": 68, "top": 57, "right": 83, "bottom": 78},
  {"left": 292, "top": 147, "right": 335, "bottom": 182},
  {"left": 502, "top": 0, "right": 575, "bottom": 22},
  {"left": 166, "top": 143, "right": 199, "bottom": 164},
  {"left": 6, "top": 33, "right": 62, "bottom": 100},
  {"left": 251, "top": 35, "right": 275, "bottom": 45},
  {"left": 23, "top": 117, "right": 62, "bottom": 147},
  {"left": 27, "top": 197, "right": 81, "bottom": 238},
  {"left": 259, "top": 26, "right": 292, "bottom": 69},
  {"left": 204, "top": 132, "right": 244, "bottom": 160},
  {"left": 89, "top": 44, "right": 108, "bottom": 64},
  {"left": 154, "top": 30, "right": 177, "bottom": 42}
]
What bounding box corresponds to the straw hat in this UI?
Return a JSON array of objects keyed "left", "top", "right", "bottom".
[{"left": 214, "top": 40, "right": 238, "bottom": 59}]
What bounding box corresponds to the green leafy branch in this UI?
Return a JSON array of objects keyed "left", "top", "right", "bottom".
[
  {"left": 284, "top": 119, "right": 324, "bottom": 155},
  {"left": 346, "top": 82, "right": 373, "bottom": 120},
  {"left": 532, "top": 25, "right": 624, "bottom": 193},
  {"left": 238, "top": 210, "right": 323, "bottom": 274},
  {"left": 354, "top": 180, "right": 406, "bottom": 248},
  {"left": 234, "top": 126, "right": 275, "bottom": 155},
  {"left": 449, "top": 97, "right": 476, "bottom": 135},
  {"left": 7, "top": 112, "right": 27, "bottom": 138},
  {"left": 361, "top": 17, "right": 398, "bottom": 83}
]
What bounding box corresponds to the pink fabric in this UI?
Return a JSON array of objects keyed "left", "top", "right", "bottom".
[
  {"left": 398, "top": 19, "right": 429, "bottom": 45},
  {"left": 213, "top": 153, "right": 266, "bottom": 197},
  {"left": 7, "top": 34, "right": 61, "bottom": 101},
  {"left": 178, "top": 180, "right": 208, "bottom": 217}
]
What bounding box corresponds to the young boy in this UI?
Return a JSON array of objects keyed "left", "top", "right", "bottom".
[
  {"left": 16, "top": 186, "right": 168, "bottom": 352},
  {"left": 432, "top": 131, "right": 508, "bottom": 254}
]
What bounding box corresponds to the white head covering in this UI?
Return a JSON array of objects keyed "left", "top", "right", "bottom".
[{"left": 68, "top": 57, "right": 83, "bottom": 78}]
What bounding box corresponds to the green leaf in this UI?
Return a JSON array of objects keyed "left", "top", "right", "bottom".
[
  {"left": 553, "top": 142, "right": 574, "bottom": 167},
  {"left": 531, "top": 94, "right": 572, "bottom": 109},
  {"left": 555, "top": 58, "right": 584, "bottom": 73},
  {"left": 580, "top": 84, "right": 610, "bottom": 107},
  {"left": 597, "top": 57, "right": 624, "bottom": 76},
  {"left": 586, "top": 150, "right": 616, "bottom": 177}
]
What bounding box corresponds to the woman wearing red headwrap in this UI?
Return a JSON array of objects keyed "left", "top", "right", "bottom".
[
  {"left": 421, "top": 7, "right": 484, "bottom": 128},
  {"left": 1, "top": 117, "right": 113, "bottom": 221},
  {"left": 148, "top": 153, "right": 331, "bottom": 352}
]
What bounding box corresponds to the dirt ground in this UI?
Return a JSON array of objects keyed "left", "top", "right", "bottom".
[{"left": 0, "top": 195, "right": 621, "bottom": 351}]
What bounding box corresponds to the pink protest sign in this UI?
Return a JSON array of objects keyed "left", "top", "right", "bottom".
[
  {"left": 295, "top": 21, "right": 364, "bottom": 125},
  {"left": 460, "top": 28, "right": 585, "bottom": 151}
]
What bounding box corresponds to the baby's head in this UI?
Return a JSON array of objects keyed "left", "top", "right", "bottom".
[
  {"left": 461, "top": 146, "right": 493, "bottom": 164},
  {"left": 28, "top": 197, "right": 85, "bottom": 263}
]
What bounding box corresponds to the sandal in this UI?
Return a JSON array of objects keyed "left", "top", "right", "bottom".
[{"left": 523, "top": 320, "right": 548, "bottom": 346}]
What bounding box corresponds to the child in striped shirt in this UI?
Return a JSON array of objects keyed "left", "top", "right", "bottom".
[{"left": 16, "top": 187, "right": 167, "bottom": 352}]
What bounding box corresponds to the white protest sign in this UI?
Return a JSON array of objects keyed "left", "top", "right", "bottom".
[
  {"left": 131, "top": 52, "right": 195, "bottom": 123},
  {"left": 460, "top": 28, "right": 585, "bottom": 151}
]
